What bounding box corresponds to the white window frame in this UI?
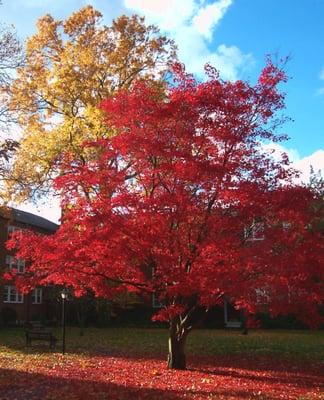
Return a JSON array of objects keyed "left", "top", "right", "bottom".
[
  {"left": 152, "top": 292, "right": 165, "bottom": 308},
  {"left": 3, "top": 285, "right": 24, "bottom": 303},
  {"left": 31, "top": 288, "right": 43, "bottom": 304},
  {"left": 245, "top": 221, "right": 265, "bottom": 241},
  {"left": 7, "top": 225, "right": 21, "bottom": 239},
  {"left": 5, "top": 255, "right": 25, "bottom": 274},
  {"left": 283, "top": 222, "right": 291, "bottom": 231},
  {"left": 255, "top": 287, "right": 271, "bottom": 304}
]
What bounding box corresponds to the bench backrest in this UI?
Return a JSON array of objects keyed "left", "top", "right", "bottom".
[{"left": 26, "top": 331, "right": 53, "bottom": 338}]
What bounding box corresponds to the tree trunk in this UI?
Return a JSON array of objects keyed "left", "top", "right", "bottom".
[
  {"left": 167, "top": 318, "right": 188, "bottom": 370},
  {"left": 76, "top": 301, "right": 85, "bottom": 336}
]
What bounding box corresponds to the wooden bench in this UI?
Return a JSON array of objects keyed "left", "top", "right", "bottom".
[
  {"left": 225, "top": 320, "right": 242, "bottom": 328},
  {"left": 25, "top": 330, "right": 57, "bottom": 349}
]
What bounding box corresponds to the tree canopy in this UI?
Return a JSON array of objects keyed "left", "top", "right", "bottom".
[
  {"left": 6, "top": 5, "right": 176, "bottom": 201},
  {"left": 0, "top": 15, "right": 22, "bottom": 124},
  {"left": 0, "top": 4, "right": 22, "bottom": 195},
  {"left": 8, "top": 60, "right": 323, "bottom": 369}
]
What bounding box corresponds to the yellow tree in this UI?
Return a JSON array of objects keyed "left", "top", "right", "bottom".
[{"left": 7, "top": 6, "right": 176, "bottom": 201}]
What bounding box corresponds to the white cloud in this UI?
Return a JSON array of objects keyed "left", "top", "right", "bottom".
[
  {"left": 320, "top": 68, "right": 324, "bottom": 81},
  {"left": 318, "top": 67, "right": 324, "bottom": 95},
  {"left": 262, "top": 142, "right": 301, "bottom": 163},
  {"left": 293, "top": 150, "right": 324, "bottom": 183},
  {"left": 263, "top": 143, "right": 324, "bottom": 184},
  {"left": 124, "top": 0, "right": 197, "bottom": 30},
  {"left": 124, "top": 0, "right": 253, "bottom": 80},
  {"left": 193, "top": 0, "right": 232, "bottom": 40},
  {"left": 207, "top": 44, "right": 254, "bottom": 80},
  {"left": 22, "top": 0, "right": 55, "bottom": 8}
]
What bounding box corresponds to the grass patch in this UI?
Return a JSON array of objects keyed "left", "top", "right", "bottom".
[{"left": 0, "top": 327, "right": 323, "bottom": 361}]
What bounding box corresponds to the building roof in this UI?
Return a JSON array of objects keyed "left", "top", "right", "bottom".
[{"left": 0, "top": 207, "right": 59, "bottom": 232}]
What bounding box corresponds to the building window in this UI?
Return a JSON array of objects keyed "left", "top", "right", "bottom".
[
  {"left": 245, "top": 221, "right": 265, "bottom": 241},
  {"left": 31, "top": 288, "right": 42, "bottom": 304},
  {"left": 3, "top": 285, "right": 24, "bottom": 303},
  {"left": 152, "top": 292, "right": 165, "bottom": 308},
  {"left": 7, "top": 225, "right": 21, "bottom": 239},
  {"left": 5, "top": 255, "right": 25, "bottom": 273},
  {"left": 283, "top": 222, "right": 291, "bottom": 231},
  {"left": 255, "top": 288, "right": 271, "bottom": 304}
]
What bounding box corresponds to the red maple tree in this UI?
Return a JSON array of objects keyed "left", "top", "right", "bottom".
[{"left": 8, "top": 61, "right": 323, "bottom": 369}]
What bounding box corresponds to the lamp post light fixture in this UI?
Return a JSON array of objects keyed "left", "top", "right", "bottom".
[{"left": 61, "top": 288, "right": 68, "bottom": 355}]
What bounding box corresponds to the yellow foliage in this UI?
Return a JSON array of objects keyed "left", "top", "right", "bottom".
[{"left": 6, "top": 6, "right": 176, "bottom": 201}]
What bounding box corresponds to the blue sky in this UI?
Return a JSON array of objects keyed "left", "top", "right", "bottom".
[{"left": 1, "top": 0, "right": 323, "bottom": 222}]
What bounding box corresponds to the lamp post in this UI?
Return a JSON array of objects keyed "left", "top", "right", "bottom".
[{"left": 61, "top": 289, "right": 67, "bottom": 354}]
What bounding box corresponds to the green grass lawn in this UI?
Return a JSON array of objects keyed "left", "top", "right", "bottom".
[
  {"left": 0, "top": 328, "right": 323, "bottom": 399},
  {"left": 0, "top": 327, "right": 323, "bottom": 361}
]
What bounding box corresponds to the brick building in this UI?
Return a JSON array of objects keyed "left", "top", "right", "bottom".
[{"left": 0, "top": 206, "right": 59, "bottom": 324}]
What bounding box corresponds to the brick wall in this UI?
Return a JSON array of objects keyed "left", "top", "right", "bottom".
[{"left": 0, "top": 209, "right": 58, "bottom": 324}]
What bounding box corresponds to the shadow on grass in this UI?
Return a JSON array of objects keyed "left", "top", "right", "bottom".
[
  {"left": 189, "top": 362, "right": 324, "bottom": 391},
  {"left": 0, "top": 367, "right": 287, "bottom": 400},
  {"left": 0, "top": 367, "right": 184, "bottom": 400}
]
